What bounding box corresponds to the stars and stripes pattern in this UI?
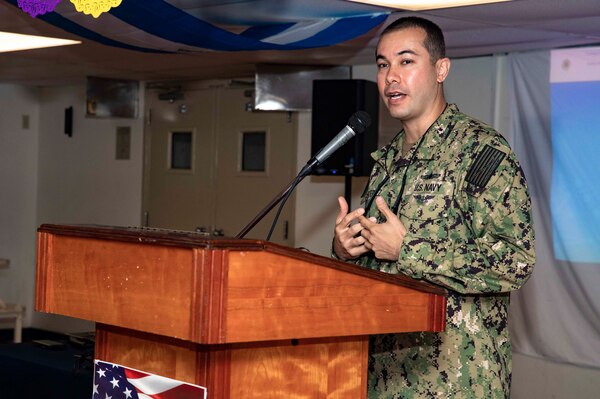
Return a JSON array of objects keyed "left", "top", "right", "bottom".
[{"left": 93, "top": 360, "right": 207, "bottom": 399}]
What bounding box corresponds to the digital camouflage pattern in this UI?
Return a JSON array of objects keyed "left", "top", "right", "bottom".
[{"left": 356, "top": 104, "right": 535, "bottom": 398}]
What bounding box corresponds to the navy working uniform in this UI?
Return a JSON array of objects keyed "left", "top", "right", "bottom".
[{"left": 354, "top": 104, "right": 535, "bottom": 398}]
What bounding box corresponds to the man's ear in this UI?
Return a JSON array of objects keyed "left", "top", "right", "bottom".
[{"left": 436, "top": 57, "right": 451, "bottom": 83}]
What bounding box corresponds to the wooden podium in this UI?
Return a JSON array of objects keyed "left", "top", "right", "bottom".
[{"left": 36, "top": 224, "right": 446, "bottom": 398}]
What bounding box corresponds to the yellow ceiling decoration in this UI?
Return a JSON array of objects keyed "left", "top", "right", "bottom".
[{"left": 70, "top": 0, "right": 122, "bottom": 18}]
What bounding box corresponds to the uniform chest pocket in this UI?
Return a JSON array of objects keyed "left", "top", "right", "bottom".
[{"left": 400, "top": 181, "right": 454, "bottom": 241}]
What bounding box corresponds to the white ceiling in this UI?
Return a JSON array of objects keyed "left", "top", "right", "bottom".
[{"left": 1, "top": 0, "right": 599, "bottom": 87}]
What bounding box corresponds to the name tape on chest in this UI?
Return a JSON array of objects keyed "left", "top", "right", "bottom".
[{"left": 465, "top": 145, "right": 506, "bottom": 188}]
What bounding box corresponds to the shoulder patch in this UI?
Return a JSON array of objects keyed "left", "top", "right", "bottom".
[{"left": 465, "top": 145, "right": 506, "bottom": 188}]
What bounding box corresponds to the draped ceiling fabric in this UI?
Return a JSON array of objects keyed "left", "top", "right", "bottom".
[
  {"left": 508, "top": 50, "right": 600, "bottom": 369},
  {"left": 5, "top": 0, "right": 389, "bottom": 53}
]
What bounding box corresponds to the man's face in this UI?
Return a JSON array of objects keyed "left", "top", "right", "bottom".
[{"left": 376, "top": 27, "right": 445, "bottom": 123}]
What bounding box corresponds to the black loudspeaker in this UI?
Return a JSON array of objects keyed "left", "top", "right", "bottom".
[{"left": 311, "top": 79, "right": 379, "bottom": 176}]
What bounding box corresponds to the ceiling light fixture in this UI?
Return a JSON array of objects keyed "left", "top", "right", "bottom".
[
  {"left": 0, "top": 31, "right": 81, "bottom": 53},
  {"left": 349, "top": 0, "right": 511, "bottom": 11}
]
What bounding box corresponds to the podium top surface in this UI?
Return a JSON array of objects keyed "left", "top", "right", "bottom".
[{"left": 38, "top": 224, "right": 445, "bottom": 296}]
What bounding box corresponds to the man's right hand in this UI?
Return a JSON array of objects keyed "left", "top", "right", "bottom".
[{"left": 333, "top": 196, "right": 371, "bottom": 261}]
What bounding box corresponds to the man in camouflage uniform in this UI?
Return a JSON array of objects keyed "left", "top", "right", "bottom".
[{"left": 333, "top": 17, "right": 535, "bottom": 398}]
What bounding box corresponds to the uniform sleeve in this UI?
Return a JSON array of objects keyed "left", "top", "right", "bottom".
[{"left": 396, "top": 142, "right": 535, "bottom": 295}]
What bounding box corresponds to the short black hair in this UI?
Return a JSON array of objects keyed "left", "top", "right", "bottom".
[{"left": 380, "top": 16, "right": 446, "bottom": 63}]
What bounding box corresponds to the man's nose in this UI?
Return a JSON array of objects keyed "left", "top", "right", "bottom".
[{"left": 386, "top": 65, "right": 400, "bottom": 85}]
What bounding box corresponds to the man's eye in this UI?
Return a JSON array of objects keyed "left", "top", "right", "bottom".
[
  {"left": 377, "top": 63, "right": 388, "bottom": 69},
  {"left": 401, "top": 59, "right": 413, "bottom": 65}
]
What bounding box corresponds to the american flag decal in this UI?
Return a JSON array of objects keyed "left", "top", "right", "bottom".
[
  {"left": 93, "top": 360, "right": 207, "bottom": 399},
  {"left": 465, "top": 144, "right": 506, "bottom": 188}
]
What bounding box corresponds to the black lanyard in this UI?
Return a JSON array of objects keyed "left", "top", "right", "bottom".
[
  {"left": 390, "top": 133, "right": 427, "bottom": 214},
  {"left": 364, "top": 121, "right": 455, "bottom": 217},
  {"left": 363, "top": 134, "right": 425, "bottom": 216}
]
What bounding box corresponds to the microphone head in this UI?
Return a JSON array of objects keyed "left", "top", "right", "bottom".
[{"left": 347, "top": 111, "right": 371, "bottom": 135}]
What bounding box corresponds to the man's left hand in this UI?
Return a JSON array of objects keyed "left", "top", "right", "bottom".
[{"left": 359, "top": 196, "right": 406, "bottom": 261}]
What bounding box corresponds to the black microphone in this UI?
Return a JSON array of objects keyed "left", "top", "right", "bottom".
[
  {"left": 236, "top": 110, "right": 372, "bottom": 240},
  {"left": 298, "top": 110, "right": 372, "bottom": 178}
]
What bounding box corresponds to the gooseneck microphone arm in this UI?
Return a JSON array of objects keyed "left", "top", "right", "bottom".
[
  {"left": 235, "top": 110, "right": 371, "bottom": 240},
  {"left": 235, "top": 174, "right": 301, "bottom": 239}
]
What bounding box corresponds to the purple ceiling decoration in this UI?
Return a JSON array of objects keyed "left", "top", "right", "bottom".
[{"left": 17, "top": 0, "right": 60, "bottom": 17}]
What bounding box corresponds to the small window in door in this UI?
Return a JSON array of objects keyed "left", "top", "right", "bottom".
[
  {"left": 241, "top": 131, "right": 266, "bottom": 172},
  {"left": 170, "top": 131, "right": 192, "bottom": 170}
]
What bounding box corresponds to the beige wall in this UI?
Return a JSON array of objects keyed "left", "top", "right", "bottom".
[
  {"left": 36, "top": 85, "right": 145, "bottom": 227},
  {"left": 0, "top": 84, "right": 39, "bottom": 330}
]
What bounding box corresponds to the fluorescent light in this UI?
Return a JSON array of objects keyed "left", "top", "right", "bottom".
[
  {"left": 0, "top": 31, "right": 81, "bottom": 53},
  {"left": 349, "top": 0, "right": 511, "bottom": 11}
]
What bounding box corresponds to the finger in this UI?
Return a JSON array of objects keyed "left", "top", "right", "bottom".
[
  {"left": 340, "top": 207, "right": 365, "bottom": 229},
  {"left": 347, "top": 221, "right": 365, "bottom": 237},
  {"left": 336, "top": 196, "right": 349, "bottom": 224},
  {"left": 360, "top": 228, "right": 371, "bottom": 241},
  {"left": 375, "top": 196, "right": 397, "bottom": 221},
  {"left": 358, "top": 215, "right": 376, "bottom": 228},
  {"left": 353, "top": 235, "right": 366, "bottom": 246},
  {"left": 348, "top": 245, "right": 370, "bottom": 258}
]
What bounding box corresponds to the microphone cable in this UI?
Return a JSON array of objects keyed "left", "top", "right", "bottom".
[{"left": 266, "top": 173, "right": 302, "bottom": 241}]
